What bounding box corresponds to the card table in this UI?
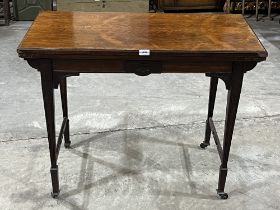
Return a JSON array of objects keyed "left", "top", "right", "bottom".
[{"left": 17, "top": 11, "right": 267, "bottom": 199}]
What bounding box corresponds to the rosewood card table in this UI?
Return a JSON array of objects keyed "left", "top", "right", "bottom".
[{"left": 17, "top": 11, "right": 267, "bottom": 199}]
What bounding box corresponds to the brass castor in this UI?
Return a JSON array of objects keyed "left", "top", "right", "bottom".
[
  {"left": 200, "top": 142, "right": 209, "bottom": 149},
  {"left": 64, "top": 142, "right": 71, "bottom": 148},
  {"left": 217, "top": 192, "right": 228, "bottom": 199},
  {"left": 51, "top": 191, "right": 60, "bottom": 198}
]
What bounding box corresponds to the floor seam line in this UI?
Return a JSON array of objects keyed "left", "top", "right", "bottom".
[{"left": 1, "top": 113, "right": 280, "bottom": 143}]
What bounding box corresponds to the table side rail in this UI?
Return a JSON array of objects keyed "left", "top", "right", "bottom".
[{"left": 52, "top": 59, "right": 233, "bottom": 74}]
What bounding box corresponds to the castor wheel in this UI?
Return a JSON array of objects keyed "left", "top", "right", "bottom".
[
  {"left": 217, "top": 192, "right": 228, "bottom": 199},
  {"left": 64, "top": 142, "right": 71, "bottom": 148},
  {"left": 51, "top": 191, "right": 60, "bottom": 198},
  {"left": 200, "top": 142, "right": 209, "bottom": 149}
]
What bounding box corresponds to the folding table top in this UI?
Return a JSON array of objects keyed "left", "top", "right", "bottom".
[{"left": 18, "top": 11, "right": 267, "bottom": 61}]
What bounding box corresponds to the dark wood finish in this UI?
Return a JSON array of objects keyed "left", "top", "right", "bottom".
[
  {"left": 217, "top": 62, "right": 244, "bottom": 199},
  {"left": 60, "top": 78, "right": 71, "bottom": 147},
  {"left": 209, "top": 117, "right": 223, "bottom": 161},
  {"left": 17, "top": 11, "right": 267, "bottom": 199},
  {"left": 201, "top": 77, "right": 218, "bottom": 148},
  {"left": 39, "top": 59, "right": 59, "bottom": 197},
  {"left": 125, "top": 60, "right": 162, "bottom": 76},
  {"left": 52, "top": 59, "right": 233, "bottom": 73},
  {"left": 55, "top": 117, "right": 68, "bottom": 160},
  {"left": 201, "top": 65, "right": 245, "bottom": 199},
  {"left": 18, "top": 12, "right": 267, "bottom": 61}
]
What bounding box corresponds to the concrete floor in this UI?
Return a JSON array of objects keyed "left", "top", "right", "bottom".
[{"left": 0, "top": 16, "right": 280, "bottom": 210}]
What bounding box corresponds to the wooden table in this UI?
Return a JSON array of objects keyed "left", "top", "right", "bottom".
[{"left": 17, "top": 11, "right": 267, "bottom": 199}]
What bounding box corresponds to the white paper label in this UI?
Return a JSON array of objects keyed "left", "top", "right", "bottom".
[{"left": 139, "top": 49, "right": 150, "bottom": 56}]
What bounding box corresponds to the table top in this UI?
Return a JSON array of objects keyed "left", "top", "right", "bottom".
[{"left": 18, "top": 11, "right": 267, "bottom": 61}]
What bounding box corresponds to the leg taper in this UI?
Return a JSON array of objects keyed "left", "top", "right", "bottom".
[
  {"left": 40, "top": 60, "right": 60, "bottom": 197},
  {"left": 50, "top": 165, "right": 60, "bottom": 198},
  {"left": 217, "top": 65, "right": 244, "bottom": 199},
  {"left": 201, "top": 77, "right": 218, "bottom": 149}
]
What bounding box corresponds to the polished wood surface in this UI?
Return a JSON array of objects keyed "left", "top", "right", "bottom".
[
  {"left": 17, "top": 11, "right": 268, "bottom": 199},
  {"left": 18, "top": 11, "right": 267, "bottom": 60}
]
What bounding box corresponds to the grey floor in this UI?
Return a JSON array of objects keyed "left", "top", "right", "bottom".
[{"left": 0, "top": 16, "right": 280, "bottom": 210}]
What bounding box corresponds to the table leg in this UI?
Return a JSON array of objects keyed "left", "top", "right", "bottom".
[
  {"left": 200, "top": 77, "right": 218, "bottom": 149},
  {"left": 60, "top": 77, "right": 71, "bottom": 148},
  {"left": 40, "top": 60, "right": 60, "bottom": 198},
  {"left": 217, "top": 66, "right": 244, "bottom": 199}
]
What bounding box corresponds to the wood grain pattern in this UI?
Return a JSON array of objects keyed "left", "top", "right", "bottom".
[
  {"left": 18, "top": 11, "right": 267, "bottom": 60},
  {"left": 16, "top": 11, "right": 268, "bottom": 198}
]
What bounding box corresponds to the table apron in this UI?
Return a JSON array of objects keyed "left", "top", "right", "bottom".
[{"left": 52, "top": 59, "right": 232, "bottom": 74}]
